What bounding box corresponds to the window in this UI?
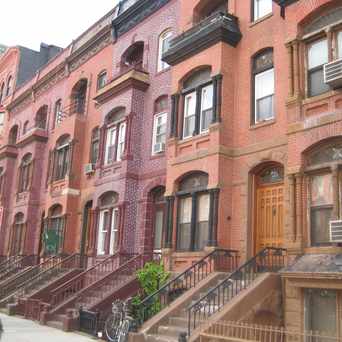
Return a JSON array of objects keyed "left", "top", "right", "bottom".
[
  {"left": 304, "top": 289, "right": 338, "bottom": 336},
  {"left": 104, "top": 109, "right": 127, "bottom": 165},
  {"left": 18, "top": 154, "right": 33, "bottom": 193},
  {"left": 10, "top": 213, "right": 25, "bottom": 255},
  {"left": 158, "top": 30, "right": 173, "bottom": 72},
  {"left": 35, "top": 105, "right": 48, "bottom": 129},
  {"left": 0, "top": 112, "right": 4, "bottom": 134},
  {"left": 90, "top": 127, "right": 100, "bottom": 165},
  {"left": 54, "top": 100, "right": 63, "bottom": 127},
  {"left": 97, "top": 192, "right": 119, "bottom": 256},
  {"left": 253, "top": 0, "right": 272, "bottom": 21},
  {"left": 0, "top": 83, "right": 4, "bottom": 104},
  {"left": 97, "top": 71, "right": 107, "bottom": 90},
  {"left": 253, "top": 49, "right": 275, "bottom": 124},
  {"left": 152, "top": 97, "right": 168, "bottom": 155},
  {"left": 6, "top": 76, "right": 12, "bottom": 97},
  {"left": 121, "top": 42, "right": 144, "bottom": 72},
  {"left": 307, "top": 39, "right": 330, "bottom": 97},
  {"left": 23, "top": 121, "right": 29, "bottom": 134},
  {"left": 152, "top": 187, "right": 166, "bottom": 252},
  {"left": 53, "top": 136, "right": 71, "bottom": 181},
  {"left": 70, "top": 79, "right": 87, "bottom": 114},
  {"left": 176, "top": 173, "right": 210, "bottom": 251},
  {"left": 182, "top": 68, "right": 213, "bottom": 139},
  {"left": 8, "top": 125, "right": 18, "bottom": 145}
]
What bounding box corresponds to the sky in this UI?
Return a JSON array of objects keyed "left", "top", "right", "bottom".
[{"left": 0, "top": 0, "right": 119, "bottom": 51}]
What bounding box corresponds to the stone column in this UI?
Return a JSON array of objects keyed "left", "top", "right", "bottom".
[
  {"left": 293, "top": 40, "right": 300, "bottom": 98},
  {"left": 286, "top": 43, "right": 294, "bottom": 98},
  {"left": 295, "top": 173, "right": 303, "bottom": 247},
  {"left": 288, "top": 174, "right": 296, "bottom": 241},
  {"left": 164, "top": 196, "right": 175, "bottom": 248},
  {"left": 170, "top": 94, "right": 180, "bottom": 138},
  {"left": 208, "top": 188, "right": 220, "bottom": 247}
]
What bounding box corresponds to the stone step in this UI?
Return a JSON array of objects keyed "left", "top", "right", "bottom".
[
  {"left": 169, "top": 317, "right": 188, "bottom": 329},
  {"left": 157, "top": 325, "right": 186, "bottom": 338},
  {"left": 146, "top": 334, "right": 178, "bottom": 342},
  {"left": 46, "top": 320, "right": 64, "bottom": 330}
]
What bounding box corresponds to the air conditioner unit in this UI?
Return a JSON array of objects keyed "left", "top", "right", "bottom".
[
  {"left": 153, "top": 142, "right": 165, "bottom": 154},
  {"left": 84, "top": 163, "right": 94, "bottom": 175},
  {"left": 324, "top": 58, "right": 342, "bottom": 88},
  {"left": 329, "top": 220, "right": 342, "bottom": 243}
]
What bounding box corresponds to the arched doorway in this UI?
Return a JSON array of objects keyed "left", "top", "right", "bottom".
[{"left": 253, "top": 163, "right": 284, "bottom": 252}]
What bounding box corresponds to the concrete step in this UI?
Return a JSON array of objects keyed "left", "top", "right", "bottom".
[
  {"left": 46, "top": 320, "right": 64, "bottom": 330},
  {"left": 157, "top": 325, "right": 186, "bottom": 338},
  {"left": 146, "top": 334, "right": 178, "bottom": 342},
  {"left": 169, "top": 317, "right": 188, "bottom": 329}
]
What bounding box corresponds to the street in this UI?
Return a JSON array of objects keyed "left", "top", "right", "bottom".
[{"left": 0, "top": 314, "right": 98, "bottom": 342}]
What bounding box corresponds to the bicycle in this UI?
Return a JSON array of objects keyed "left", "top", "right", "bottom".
[{"left": 105, "top": 299, "right": 134, "bottom": 342}]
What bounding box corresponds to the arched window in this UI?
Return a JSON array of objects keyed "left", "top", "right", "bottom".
[
  {"left": 252, "top": 0, "right": 272, "bottom": 21},
  {"left": 35, "top": 105, "right": 48, "bottom": 129},
  {"left": 152, "top": 96, "right": 168, "bottom": 155},
  {"left": 53, "top": 135, "right": 71, "bottom": 181},
  {"left": 6, "top": 76, "right": 13, "bottom": 97},
  {"left": 104, "top": 108, "right": 127, "bottom": 165},
  {"left": 252, "top": 49, "right": 274, "bottom": 124},
  {"left": 97, "top": 70, "right": 107, "bottom": 90},
  {"left": 90, "top": 127, "right": 100, "bottom": 165},
  {"left": 8, "top": 125, "right": 18, "bottom": 145},
  {"left": 158, "top": 30, "right": 173, "bottom": 72},
  {"left": 70, "top": 79, "right": 87, "bottom": 114},
  {"left": 44, "top": 205, "right": 65, "bottom": 255},
  {"left": 0, "top": 82, "right": 4, "bottom": 104},
  {"left": 182, "top": 67, "right": 213, "bottom": 138},
  {"left": 305, "top": 140, "right": 342, "bottom": 247},
  {"left": 23, "top": 121, "right": 29, "bottom": 134},
  {"left": 121, "top": 42, "right": 144, "bottom": 72},
  {"left": 54, "top": 99, "right": 63, "bottom": 127},
  {"left": 10, "top": 213, "right": 25, "bottom": 255},
  {"left": 177, "top": 172, "right": 209, "bottom": 251},
  {"left": 97, "top": 192, "right": 119, "bottom": 256},
  {"left": 18, "top": 153, "right": 33, "bottom": 193}
]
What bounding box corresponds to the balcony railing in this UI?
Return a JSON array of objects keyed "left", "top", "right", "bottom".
[{"left": 163, "top": 12, "right": 242, "bottom": 65}]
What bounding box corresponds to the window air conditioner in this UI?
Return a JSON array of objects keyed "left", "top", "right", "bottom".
[
  {"left": 329, "top": 220, "right": 342, "bottom": 243},
  {"left": 84, "top": 163, "right": 94, "bottom": 175},
  {"left": 324, "top": 58, "right": 342, "bottom": 88}
]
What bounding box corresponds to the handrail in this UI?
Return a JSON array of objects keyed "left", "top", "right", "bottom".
[
  {"left": 76, "top": 253, "right": 143, "bottom": 309},
  {"left": 187, "top": 247, "right": 287, "bottom": 336},
  {"left": 0, "top": 255, "right": 59, "bottom": 301},
  {"left": 15, "top": 253, "right": 83, "bottom": 298},
  {"left": 50, "top": 252, "right": 124, "bottom": 309},
  {"left": 137, "top": 249, "right": 239, "bottom": 325},
  {"left": 0, "top": 255, "right": 39, "bottom": 282},
  {"left": 0, "top": 255, "right": 21, "bottom": 273}
]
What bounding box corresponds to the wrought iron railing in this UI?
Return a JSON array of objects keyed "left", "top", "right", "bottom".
[
  {"left": 50, "top": 252, "right": 128, "bottom": 310},
  {"left": 202, "top": 321, "right": 342, "bottom": 342},
  {"left": 76, "top": 253, "right": 145, "bottom": 310},
  {"left": 0, "top": 255, "right": 39, "bottom": 282},
  {"left": 0, "top": 255, "right": 62, "bottom": 302},
  {"left": 79, "top": 309, "right": 101, "bottom": 337},
  {"left": 136, "top": 249, "right": 239, "bottom": 326},
  {"left": 0, "top": 255, "right": 22, "bottom": 275},
  {"left": 187, "top": 247, "right": 287, "bottom": 336}
]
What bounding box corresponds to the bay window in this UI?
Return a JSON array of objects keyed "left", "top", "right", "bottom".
[
  {"left": 253, "top": 49, "right": 275, "bottom": 124},
  {"left": 97, "top": 192, "right": 119, "bottom": 256},
  {"left": 104, "top": 109, "right": 127, "bottom": 165},
  {"left": 307, "top": 39, "right": 329, "bottom": 97},
  {"left": 253, "top": 0, "right": 272, "bottom": 21}
]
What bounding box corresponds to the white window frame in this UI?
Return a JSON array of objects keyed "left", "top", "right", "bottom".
[
  {"left": 253, "top": 0, "right": 272, "bottom": 21},
  {"left": 152, "top": 112, "right": 167, "bottom": 155},
  {"left": 199, "top": 84, "right": 213, "bottom": 133},
  {"left": 109, "top": 208, "right": 119, "bottom": 255},
  {"left": 117, "top": 122, "right": 126, "bottom": 162},
  {"left": 183, "top": 92, "right": 197, "bottom": 139},
  {"left": 158, "top": 30, "right": 173, "bottom": 72},
  {"left": 105, "top": 127, "right": 117, "bottom": 165},
  {"left": 97, "top": 209, "right": 109, "bottom": 255},
  {"left": 254, "top": 67, "right": 275, "bottom": 123}
]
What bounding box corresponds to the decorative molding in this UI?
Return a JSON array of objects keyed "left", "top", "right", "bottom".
[{"left": 163, "top": 12, "right": 242, "bottom": 66}]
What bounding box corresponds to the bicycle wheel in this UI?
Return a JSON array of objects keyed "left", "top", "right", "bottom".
[
  {"left": 118, "top": 319, "right": 131, "bottom": 342},
  {"left": 105, "top": 313, "right": 122, "bottom": 342}
]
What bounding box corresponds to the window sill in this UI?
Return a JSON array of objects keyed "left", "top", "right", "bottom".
[
  {"left": 150, "top": 152, "right": 165, "bottom": 160},
  {"left": 250, "top": 13, "right": 273, "bottom": 27},
  {"left": 304, "top": 246, "right": 342, "bottom": 254},
  {"left": 303, "top": 90, "right": 337, "bottom": 105},
  {"left": 250, "top": 118, "right": 276, "bottom": 130}
]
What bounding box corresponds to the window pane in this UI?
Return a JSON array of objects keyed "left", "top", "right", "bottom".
[
  {"left": 152, "top": 113, "right": 167, "bottom": 154},
  {"left": 308, "top": 40, "right": 328, "bottom": 69},
  {"left": 309, "top": 68, "right": 330, "bottom": 97},
  {"left": 194, "top": 194, "right": 210, "bottom": 250},
  {"left": 158, "top": 31, "right": 172, "bottom": 71},
  {"left": 200, "top": 85, "right": 213, "bottom": 132},
  {"left": 178, "top": 197, "right": 192, "bottom": 251},
  {"left": 183, "top": 92, "right": 196, "bottom": 138},
  {"left": 254, "top": 0, "right": 272, "bottom": 21},
  {"left": 338, "top": 31, "right": 342, "bottom": 59},
  {"left": 311, "top": 207, "right": 333, "bottom": 246},
  {"left": 255, "top": 68, "right": 274, "bottom": 99},
  {"left": 311, "top": 174, "right": 333, "bottom": 206},
  {"left": 105, "top": 128, "right": 116, "bottom": 164},
  {"left": 109, "top": 209, "right": 118, "bottom": 255},
  {"left": 117, "top": 122, "right": 126, "bottom": 161},
  {"left": 180, "top": 197, "right": 192, "bottom": 223},
  {"left": 305, "top": 289, "right": 337, "bottom": 335},
  {"left": 154, "top": 210, "right": 164, "bottom": 250},
  {"left": 256, "top": 95, "right": 274, "bottom": 122}
]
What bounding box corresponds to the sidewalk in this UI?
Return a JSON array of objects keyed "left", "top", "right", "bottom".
[{"left": 0, "top": 313, "right": 98, "bottom": 342}]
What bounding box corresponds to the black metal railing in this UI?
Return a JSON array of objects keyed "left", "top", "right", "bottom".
[
  {"left": 187, "top": 247, "right": 287, "bottom": 336},
  {"left": 79, "top": 309, "right": 101, "bottom": 337},
  {"left": 136, "top": 249, "right": 239, "bottom": 326}
]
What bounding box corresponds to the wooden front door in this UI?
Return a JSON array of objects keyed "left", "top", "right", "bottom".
[{"left": 255, "top": 167, "right": 284, "bottom": 252}]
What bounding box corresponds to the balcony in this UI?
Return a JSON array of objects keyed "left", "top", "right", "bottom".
[
  {"left": 162, "top": 12, "right": 242, "bottom": 66},
  {"left": 94, "top": 66, "right": 150, "bottom": 105},
  {"left": 17, "top": 127, "right": 48, "bottom": 147}
]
